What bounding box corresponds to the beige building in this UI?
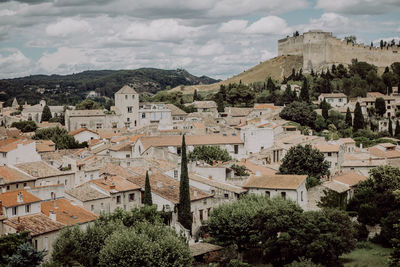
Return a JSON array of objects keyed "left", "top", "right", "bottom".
[{"left": 318, "top": 93, "right": 348, "bottom": 108}]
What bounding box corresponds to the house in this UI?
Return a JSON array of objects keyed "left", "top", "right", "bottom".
[
  {"left": 109, "top": 141, "right": 134, "bottom": 159},
  {"left": 359, "top": 93, "right": 396, "bottom": 118},
  {"left": 318, "top": 93, "right": 348, "bottom": 107},
  {"left": 242, "top": 174, "right": 308, "bottom": 209},
  {"left": 41, "top": 198, "right": 97, "bottom": 228},
  {"left": 138, "top": 102, "right": 172, "bottom": 126},
  {"left": 250, "top": 103, "right": 280, "bottom": 117},
  {"left": 69, "top": 128, "right": 100, "bottom": 143},
  {"left": 0, "top": 190, "right": 41, "bottom": 218},
  {"left": 313, "top": 143, "right": 342, "bottom": 174},
  {"left": 332, "top": 171, "right": 367, "bottom": 199},
  {"left": 0, "top": 166, "right": 36, "bottom": 192},
  {"left": 0, "top": 139, "right": 41, "bottom": 166},
  {"left": 65, "top": 183, "right": 110, "bottom": 215},
  {"left": 239, "top": 122, "right": 275, "bottom": 154},
  {"left": 35, "top": 140, "right": 56, "bottom": 154},
  {"left": 166, "top": 104, "right": 187, "bottom": 125},
  {"left": 133, "top": 135, "right": 245, "bottom": 160},
  {"left": 368, "top": 143, "right": 400, "bottom": 166},
  {"left": 188, "top": 101, "right": 218, "bottom": 116},
  {"left": 14, "top": 161, "right": 76, "bottom": 189},
  {"left": 127, "top": 171, "right": 213, "bottom": 234}
]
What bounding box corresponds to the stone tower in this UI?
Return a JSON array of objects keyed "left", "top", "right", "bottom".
[{"left": 114, "top": 85, "right": 139, "bottom": 128}]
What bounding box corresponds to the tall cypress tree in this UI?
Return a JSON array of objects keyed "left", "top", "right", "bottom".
[
  {"left": 345, "top": 107, "right": 352, "bottom": 127},
  {"left": 41, "top": 105, "right": 52, "bottom": 122},
  {"left": 395, "top": 120, "right": 400, "bottom": 138},
  {"left": 193, "top": 89, "right": 199, "bottom": 101},
  {"left": 321, "top": 99, "right": 329, "bottom": 120},
  {"left": 144, "top": 171, "right": 152, "bottom": 206},
  {"left": 266, "top": 77, "right": 275, "bottom": 94},
  {"left": 300, "top": 78, "right": 310, "bottom": 103},
  {"left": 353, "top": 102, "right": 364, "bottom": 132},
  {"left": 388, "top": 118, "right": 393, "bottom": 136},
  {"left": 178, "top": 135, "right": 192, "bottom": 231}
]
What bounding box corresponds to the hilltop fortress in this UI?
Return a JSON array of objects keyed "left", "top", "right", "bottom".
[{"left": 278, "top": 30, "right": 400, "bottom": 72}]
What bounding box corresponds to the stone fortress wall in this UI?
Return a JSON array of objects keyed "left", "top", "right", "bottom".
[{"left": 278, "top": 30, "right": 400, "bottom": 72}]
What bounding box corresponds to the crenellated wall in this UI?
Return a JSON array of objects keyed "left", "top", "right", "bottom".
[{"left": 278, "top": 30, "right": 400, "bottom": 72}]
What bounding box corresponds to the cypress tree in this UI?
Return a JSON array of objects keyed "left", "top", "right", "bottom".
[
  {"left": 266, "top": 77, "right": 275, "bottom": 93},
  {"left": 193, "top": 89, "right": 199, "bottom": 101},
  {"left": 345, "top": 107, "right": 352, "bottom": 127},
  {"left": 353, "top": 102, "right": 364, "bottom": 132},
  {"left": 300, "top": 78, "right": 310, "bottom": 103},
  {"left": 144, "top": 171, "right": 153, "bottom": 206},
  {"left": 321, "top": 99, "right": 329, "bottom": 120},
  {"left": 178, "top": 135, "right": 192, "bottom": 231},
  {"left": 395, "top": 120, "right": 400, "bottom": 138},
  {"left": 41, "top": 105, "right": 52, "bottom": 122},
  {"left": 388, "top": 118, "right": 393, "bottom": 136}
]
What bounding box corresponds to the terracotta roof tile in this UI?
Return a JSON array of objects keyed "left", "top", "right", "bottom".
[
  {"left": 0, "top": 166, "right": 35, "bottom": 183},
  {"left": 253, "top": 103, "right": 278, "bottom": 110},
  {"left": 41, "top": 199, "right": 98, "bottom": 225},
  {"left": 4, "top": 214, "right": 64, "bottom": 236},
  {"left": 236, "top": 159, "right": 276, "bottom": 176},
  {"left": 69, "top": 128, "right": 98, "bottom": 136},
  {"left": 0, "top": 190, "right": 41, "bottom": 207},
  {"left": 14, "top": 161, "right": 64, "bottom": 178},
  {"left": 66, "top": 183, "right": 109, "bottom": 202},
  {"left": 242, "top": 174, "right": 307, "bottom": 190},
  {"left": 0, "top": 139, "right": 34, "bottom": 153},
  {"left": 313, "top": 143, "right": 340, "bottom": 153},
  {"left": 319, "top": 93, "right": 347, "bottom": 98},
  {"left": 189, "top": 173, "right": 247, "bottom": 194},
  {"left": 92, "top": 175, "right": 141, "bottom": 193},
  {"left": 333, "top": 171, "right": 367, "bottom": 187}
]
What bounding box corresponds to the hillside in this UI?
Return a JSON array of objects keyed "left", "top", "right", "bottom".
[
  {"left": 170, "top": 55, "right": 303, "bottom": 94},
  {"left": 0, "top": 68, "right": 219, "bottom": 106}
]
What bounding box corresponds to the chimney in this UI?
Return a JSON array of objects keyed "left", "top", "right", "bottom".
[
  {"left": 17, "top": 192, "right": 23, "bottom": 203},
  {"left": 157, "top": 181, "right": 163, "bottom": 188},
  {"left": 193, "top": 190, "right": 198, "bottom": 198},
  {"left": 110, "top": 182, "right": 116, "bottom": 190},
  {"left": 49, "top": 210, "right": 56, "bottom": 222}
]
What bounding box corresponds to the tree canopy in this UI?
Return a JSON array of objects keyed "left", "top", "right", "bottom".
[
  {"left": 279, "top": 101, "right": 317, "bottom": 128},
  {"left": 33, "top": 127, "right": 87, "bottom": 150},
  {"left": 41, "top": 105, "right": 52, "bottom": 122},
  {"left": 11, "top": 120, "right": 37, "bottom": 133},
  {"left": 188, "top": 145, "right": 232, "bottom": 165}
]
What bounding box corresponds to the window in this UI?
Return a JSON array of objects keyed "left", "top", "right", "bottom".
[
  {"left": 16, "top": 184, "right": 18, "bottom": 189},
  {"left": 281, "top": 192, "right": 286, "bottom": 199},
  {"left": 327, "top": 152, "right": 332, "bottom": 157},
  {"left": 203, "top": 199, "right": 207, "bottom": 205},
  {"left": 234, "top": 145, "right": 239, "bottom": 154},
  {"left": 116, "top": 195, "right": 121, "bottom": 204},
  {"left": 112, "top": 122, "right": 117, "bottom": 128},
  {"left": 126, "top": 154, "right": 130, "bottom": 158},
  {"left": 266, "top": 191, "right": 270, "bottom": 198},
  {"left": 142, "top": 113, "right": 145, "bottom": 118},
  {"left": 125, "top": 95, "right": 128, "bottom": 99},
  {"left": 96, "top": 123, "right": 102, "bottom": 129},
  {"left": 132, "top": 95, "right": 135, "bottom": 99},
  {"left": 65, "top": 179, "right": 68, "bottom": 186},
  {"left": 207, "top": 208, "right": 211, "bottom": 216},
  {"left": 301, "top": 191, "right": 304, "bottom": 201},
  {"left": 339, "top": 98, "right": 343, "bottom": 102},
  {"left": 127, "top": 107, "right": 133, "bottom": 113},
  {"left": 177, "top": 147, "right": 181, "bottom": 156},
  {"left": 91, "top": 205, "right": 94, "bottom": 211},
  {"left": 34, "top": 240, "right": 38, "bottom": 249},
  {"left": 25, "top": 204, "right": 30, "bottom": 213},
  {"left": 80, "top": 124, "right": 87, "bottom": 128},
  {"left": 224, "top": 193, "right": 229, "bottom": 199},
  {"left": 23, "top": 183, "right": 27, "bottom": 187},
  {"left": 199, "top": 210, "right": 204, "bottom": 222},
  {"left": 129, "top": 193, "right": 135, "bottom": 202},
  {"left": 12, "top": 207, "right": 17, "bottom": 216},
  {"left": 174, "top": 170, "right": 178, "bottom": 179},
  {"left": 6, "top": 185, "right": 9, "bottom": 191}
]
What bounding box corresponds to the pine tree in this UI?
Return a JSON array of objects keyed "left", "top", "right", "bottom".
[
  {"left": 41, "top": 105, "right": 52, "bottom": 122},
  {"left": 345, "top": 107, "right": 352, "bottom": 127},
  {"left": 266, "top": 77, "right": 275, "bottom": 93},
  {"left": 144, "top": 171, "right": 153, "bottom": 206},
  {"left": 353, "top": 102, "right": 365, "bottom": 132},
  {"left": 300, "top": 78, "right": 310, "bottom": 102},
  {"left": 193, "top": 89, "right": 199, "bottom": 101},
  {"left": 395, "top": 121, "right": 400, "bottom": 138},
  {"left": 389, "top": 118, "right": 393, "bottom": 136},
  {"left": 178, "top": 135, "right": 192, "bottom": 231}
]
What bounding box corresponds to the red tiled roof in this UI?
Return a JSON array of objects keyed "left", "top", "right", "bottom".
[
  {"left": 4, "top": 214, "right": 64, "bottom": 236},
  {"left": 0, "top": 190, "right": 41, "bottom": 207},
  {"left": 69, "top": 128, "right": 98, "bottom": 136}
]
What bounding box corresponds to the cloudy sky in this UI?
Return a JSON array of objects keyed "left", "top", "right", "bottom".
[{"left": 0, "top": 0, "right": 399, "bottom": 79}]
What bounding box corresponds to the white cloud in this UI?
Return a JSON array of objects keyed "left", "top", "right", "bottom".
[
  {"left": 0, "top": 49, "right": 31, "bottom": 78},
  {"left": 316, "top": 0, "right": 400, "bottom": 15},
  {"left": 46, "top": 18, "right": 91, "bottom": 37},
  {"left": 301, "top": 13, "right": 352, "bottom": 33},
  {"left": 218, "top": 20, "right": 248, "bottom": 33},
  {"left": 123, "top": 19, "right": 201, "bottom": 41},
  {"left": 246, "top": 16, "right": 291, "bottom": 35},
  {"left": 38, "top": 47, "right": 92, "bottom": 73}
]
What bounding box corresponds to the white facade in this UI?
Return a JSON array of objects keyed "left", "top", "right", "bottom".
[
  {"left": 240, "top": 125, "right": 274, "bottom": 154},
  {"left": 72, "top": 130, "right": 100, "bottom": 143},
  {"left": 114, "top": 86, "right": 139, "bottom": 128},
  {"left": 0, "top": 142, "right": 41, "bottom": 166},
  {"left": 318, "top": 94, "right": 348, "bottom": 108}
]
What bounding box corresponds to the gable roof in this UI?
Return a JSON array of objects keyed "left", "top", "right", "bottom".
[
  {"left": 4, "top": 214, "right": 64, "bottom": 236},
  {"left": 242, "top": 174, "right": 307, "bottom": 190},
  {"left": 165, "top": 104, "right": 187, "bottom": 116},
  {"left": 236, "top": 159, "right": 276, "bottom": 176},
  {"left": 333, "top": 171, "right": 367, "bottom": 187},
  {"left": 0, "top": 166, "right": 35, "bottom": 184},
  {"left": 189, "top": 173, "right": 247, "bottom": 194},
  {"left": 69, "top": 128, "right": 99, "bottom": 136},
  {"left": 92, "top": 175, "right": 141, "bottom": 193},
  {"left": 0, "top": 190, "right": 41, "bottom": 207},
  {"left": 116, "top": 85, "right": 138, "bottom": 94},
  {"left": 66, "top": 183, "right": 109, "bottom": 202},
  {"left": 41, "top": 199, "right": 98, "bottom": 225},
  {"left": 253, "top": 103, "right": 278, "bottom": 110},
  {"left": 0, "top": 139, "right": 34, "bottom": 153},
  {"left": 313, "top": 143, "right": 340, "bottom": 153},
  {"left": 14, "top": 161, "right": 65, "bottom": 178}
]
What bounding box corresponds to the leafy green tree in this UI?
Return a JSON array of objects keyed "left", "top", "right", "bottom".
[
  {"left": 375, "top": 97, "right": 386, "bottom": 117},
  {"left": 314, "top": 115, "right": 327, "bottom": 132},
  {"left": 188, "top": 145, "right": 232, "bottom": 165},
  {"left": 11, "top": 120, "right": 37, "bottom": 132},
  {"left": 299, "top": 78, "right": 310, "bottom": 102},
  {"left": 279, "top": 144, "right": 330, "bottom": 187},
  {"left": 193, "top": 89, "right": 202, "bottom": 101},
  {"left": 353, "top": 102, "right": 365, "bottom": 132},
  {"left": 0, "top": 231, "right": 30, "bottom": 266},
  {"left": 76, "top": 99, "right": 101, "bottom": 110},
  {"left": 279, "top": 101, "right": 317, "bottom": 127},
  {"left": 6, "top": 242, "right": 44, "bottom": 267},
  {"left": 230, "top": 164, "right": 249, "bottom": 176},
  {"left": 178, "top": 135, "right": 192, "bottom": 231},
  {"left": 226, "top": 83, "right": 255, "bottom": 107},
  {"left": 99, "top": 222, "right": 192, "bottom": 267},
  {"left": 33, "top": 127, "right": 87, "bottom": 150},
  {"left": 41, "top": 105, "right": 52, "bottom": 122},
  {"left": 390, "top": 222, "right": 400, "bottom": 267},
  {"left": 344, "top": 35, "right": 357, "bottom": 44},
  {"left": 318, "top": 189, "right": 347, "bottom": 210},
  {"left": 345, "top": 107, "right": 352, "bottom": 127},
  {"left": 144, "top": 171, "right": 153, "bottom": 206}
]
